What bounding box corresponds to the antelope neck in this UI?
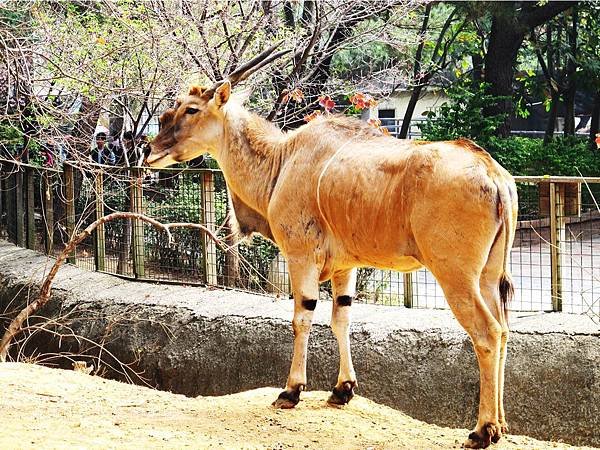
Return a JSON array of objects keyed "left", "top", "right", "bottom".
[{"left": 218, "top": 106, "right": 288, "bottom": 217}]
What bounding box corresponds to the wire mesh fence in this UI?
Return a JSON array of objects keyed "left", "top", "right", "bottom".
[
  {"left": 1, "top": 158, "right": 598, "bottom": 317},
  {"left": 560, "top": 181, "right": 600, "bottom": 315}
]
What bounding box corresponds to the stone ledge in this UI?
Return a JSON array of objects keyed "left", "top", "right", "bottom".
[{"left": 0, "top": 240, "right": 598, "bottom": 446}]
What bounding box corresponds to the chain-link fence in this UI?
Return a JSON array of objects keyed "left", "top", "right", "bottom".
[
  {"left": 0, "top": 159, "right": 290, "bottom": 296},
  {"left": 1, "top": 159, "right": 599, "bottom": 317}
]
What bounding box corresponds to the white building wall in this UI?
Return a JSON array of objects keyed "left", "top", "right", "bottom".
[
  {"left": 374, "top": 89, "right": 448, "bottom": 118},
  {"left": 360, "top": 89, "right": 449, "bottom": 138}
]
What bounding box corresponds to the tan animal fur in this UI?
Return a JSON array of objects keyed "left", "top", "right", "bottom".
[{"left": 148, "top": 80, "right": 518, "bottom": 449}]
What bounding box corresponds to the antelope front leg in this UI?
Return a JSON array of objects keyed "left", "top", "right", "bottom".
[
  {"left": 273, "top": 258, "right": 320, "bottom": 409},
  {"left": 328, "top": 269, "right": 358, "bottom": 405}
]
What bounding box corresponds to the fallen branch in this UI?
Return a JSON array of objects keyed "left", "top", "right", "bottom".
[{"left": 0, "top": 212, "right": 225, "bottom": 362}]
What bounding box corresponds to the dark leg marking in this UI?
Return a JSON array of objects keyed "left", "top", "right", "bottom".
[
  {"left": 464, "top": 422, "right": 497, "bottom": 449},
  {"left": 336, "top": 295, "right": 353, "bottom": 306},
  {"left": 327, "top": 381, "right": 356, "bottom": 406},
  {"left": 301, "top": 299, "right": 317, "bottom": 311},
  {"left": 272, "top": 384, "right": 305, "bottom": 409}
]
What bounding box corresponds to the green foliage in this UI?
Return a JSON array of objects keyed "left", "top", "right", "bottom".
[
  {"left": 577, "top": 2, "right": 600, "bottom": 92},
  {"left": 418, "top": 78, "right": 600, "bottom": 177},
  {"left": 485, "top": 136, "right": 600, "bottom": 177},
  {"left": 0, "top": 121, "right": 44, "bottom": 164},
  {"left": 483, "top": 137, "right": 539, "bottom": 175},
  {"left": 0, "top": 122, "right": 24, "bottom": 145},
  {"left": 0, "top": 4, "right": 28, "bottom": 27},
  {"left": 418, "top": 80, "right": 508, "bottom": 141}
]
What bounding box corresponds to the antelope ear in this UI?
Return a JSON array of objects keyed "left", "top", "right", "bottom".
[{"left": 214, "top": 81, "right": 231, "bottom": 107}]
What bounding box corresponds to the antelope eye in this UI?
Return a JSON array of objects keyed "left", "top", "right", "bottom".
[{"left": 185, "top": 107, "right": 199, "bottom": 115}]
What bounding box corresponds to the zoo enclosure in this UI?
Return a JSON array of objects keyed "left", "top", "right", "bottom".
[{"left": 1, "top": 157, "right": 599, "bottom": 316}]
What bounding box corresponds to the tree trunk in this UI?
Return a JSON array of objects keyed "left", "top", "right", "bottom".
[
  {"left": 590, "top": 91, "right": 600, "bottom": 149},
  {"left": 471, "top": 53, "right": 484, "bottom": 83},
  {"left": 483, "top": 2, "right": 573, "bottom": 137},
  {"left": 300, "top": 0, "right": 314, "bottom": 26},
  {"left": 71, "top": 96, "right": 102, "bottom": 161},
  {"left": 283, "top": 1, "right": 295, "bottom": 27},
  {"left": 19, "top": 106, "right": 35, "bottom": 163},
  {"left": 261, "top": 1, "right": 277, "bottom": 36},
  {"left": 544, "top": 91, "right": 560, "bottom": 144},
  {"left": 484, "top": 3, "right": 525, "bottom": 137},
  {"left": 563, "top": 6, "right": 578, "bottom": 136},
  {"left": 16, "top": 54, "right": 36, "bottom": 163},
  {"left": 399, "top": 3, "right": 431, "bottom": 140},
  {"left": 109, "top": 96, "right": 125, "bottom": 139},
  {"left": 399, "top": 85, "right": 424, "bottom": 139},
  {"left": 69, "top": 96, "right": 102, "bottom": 224}
]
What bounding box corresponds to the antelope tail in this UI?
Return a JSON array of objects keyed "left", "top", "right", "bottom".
[{"left": 498, "top": 181, "right": 516, "bottom": 320}]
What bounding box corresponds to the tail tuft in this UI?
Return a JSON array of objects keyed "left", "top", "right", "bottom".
[{"left": 499, "top": 272, "right": 514, "bottom": 318}]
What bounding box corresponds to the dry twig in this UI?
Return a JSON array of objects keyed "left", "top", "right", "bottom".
[{"left": 0, "top": 211, "right": 224, "bottom": 362}]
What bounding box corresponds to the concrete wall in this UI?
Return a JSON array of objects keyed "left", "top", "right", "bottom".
[{"left": 0, "top": 240, "right": 598, "bottom": 446}]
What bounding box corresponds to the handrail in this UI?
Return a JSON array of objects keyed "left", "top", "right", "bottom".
[
  {"left": 0, "top": 157, "right": 220, "bottom": 175},
  {"left": 2, "top": 157, "right": 599, "bottom": 181},
  {"left": 0, "top": 157, "right": 61, "bottom": 174},
  {"left": 514, "top": 175, "right": 600, "bottom": 183},
  {"left": 63, "top": 159, "right": 221, "bottom": 174}
]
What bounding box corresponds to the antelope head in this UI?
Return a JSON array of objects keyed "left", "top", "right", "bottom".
[{"left": 147, "top": 43, "right": 289, "bottom": 168}]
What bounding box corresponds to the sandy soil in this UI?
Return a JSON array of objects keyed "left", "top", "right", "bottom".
[{"left": 0, "top": 363, "right": 594, "bottom": 450}]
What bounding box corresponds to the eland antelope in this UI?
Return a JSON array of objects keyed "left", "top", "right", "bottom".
[{"left": 147, "top": 46, "right": 518, "bottom": 449}]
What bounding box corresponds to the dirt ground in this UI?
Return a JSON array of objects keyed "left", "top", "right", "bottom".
[{"left": 0, "top": 363, "right": 595, "bottom": 450}]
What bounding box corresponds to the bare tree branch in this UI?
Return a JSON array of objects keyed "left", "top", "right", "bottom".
[{"left": 0, "top": 211, "right": 227, "bottom": 362}]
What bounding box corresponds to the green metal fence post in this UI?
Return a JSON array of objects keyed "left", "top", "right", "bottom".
[
  {"left": 15, "top": 169, "right": 25, "bottom": 247},
  {"left": 6, "top": 170, "right": 15, "bottom": 242},
  {"left": 130, "top": 169, "right": 145, "bottom": 278},
  {"left": 549, "top": 182, "right": 565, "bottom": 311},
  {"left": 1, "top": 164, "right": 8, "bottom": 235},
  {"left": 64, "top": 163, "right": 76, "bottom": 264},
  {"left": 0, "top": 169, "right": 4, "bottom": 229},
  {"left": 403, "top": 273, "right": 414, "bottom": 308},
  {"left": 25, "top": 167, "right": 35, "bottom": 250},
  {"left": 94, "top": 170, "right": 106, "bottom": 271},
  {"left": 43, "top": 171, "right": 54, "bottom": 254},
  {"left": 200, "top": 171, "right": 218, "bottom": 285}
]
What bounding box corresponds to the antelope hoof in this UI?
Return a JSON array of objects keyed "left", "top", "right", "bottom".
[
  {"left": 463, "top": 423, "right": 499, "bottom": 449},
  {"left": 272, "top": 385, "right": 303, "bottom": 409},
  {"left": 327, "top": 381, "right": 356, "bottom": 406},
  {"left": 490, "top": 422, "right": 507, "bottom": 444}
]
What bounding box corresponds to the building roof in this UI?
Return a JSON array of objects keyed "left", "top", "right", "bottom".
[{"left": 353, "top": 68, "right": 448, "bottom": 96}]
